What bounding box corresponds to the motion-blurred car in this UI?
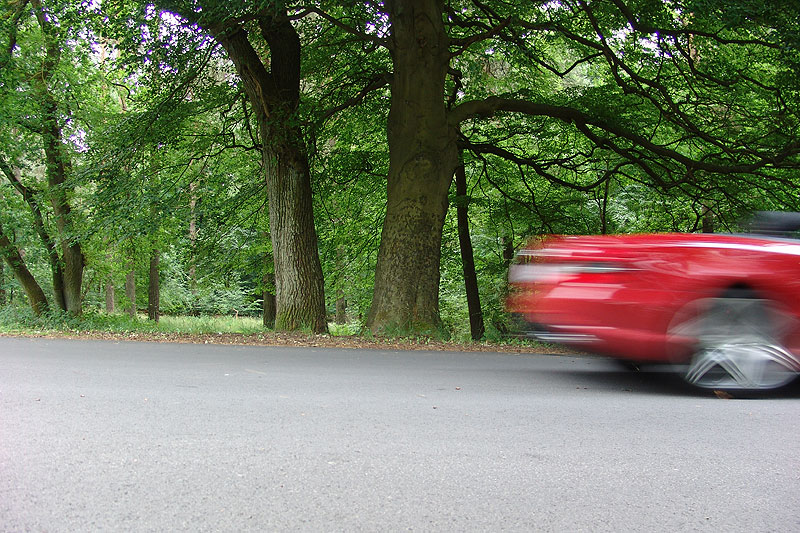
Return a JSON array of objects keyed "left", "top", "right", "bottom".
[{"left": 507, "top": 212, "right": 800, "bottom": 391}]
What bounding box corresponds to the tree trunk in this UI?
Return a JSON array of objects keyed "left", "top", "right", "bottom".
[
  {"left": 105, "top": 280, "right": 115, "bottom": 313},
  {"left": 261, "top": 232, "right": 276, "bottom": 329},
  {"left": 262, "top": 287, "right": 276, "bottom": 329},
  {"left": 188, "top": 180, "right": 198, "bottom": 302},
  {"left": 125, "top": 252, "right": 136, "bottom": 318},
  {"left": 1, "top": 156, "right": 66, "bottom": 310},
  {"left": 34, "top": 0, "right": 83, "bottom": 314},
  {"left": 702, "top": 205, "right": 714, "bottom": 233},
  {"left": 148, "top": 248, "right": 159, "bottom": 322},
  {"left": 0, "top": 257, "right": 5, "bottom": 305},
  {"left": 600, "top": 178, "right": 611, "bottom": 235},
  {"left": 335, "top": 289, "right": 347, "bottom": 325},
  {"left": 334, "top": 245, "right": 347, "bottom": 325},
  {"left": 42, "top": 113, "right": 83, "bottom": 314},
  {"left": 454, "top": 162, "right": 485, "bottom": 341},
  {"left": 103, "top": 248, "right": 115, "bottom": 313},
  {"left": 209, "top": 15, "right": 327, "bottom": 333},
  {"left": 0, "top": 225, "right": 49, "bottom": 315},
  {"left": 366, "top": 0, "right": 459, "bottom": 335},
  {"left": 263, "top": 143, "right": 327, "bottom": 332}
]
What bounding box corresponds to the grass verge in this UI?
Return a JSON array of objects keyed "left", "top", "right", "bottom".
[{"left": 0, "top": 306, "right": 569, "bottom": 354}]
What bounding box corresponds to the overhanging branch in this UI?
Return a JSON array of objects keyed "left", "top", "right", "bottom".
[
  {"left": 296, "top": 5, "right": 388, "bottom": 49},
  {"left": 449, "top": 97, "right": 800, "bottom": 176}
]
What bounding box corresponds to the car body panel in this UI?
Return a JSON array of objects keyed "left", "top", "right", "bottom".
[{"left": 508, "top": 232, "right": 800, "bottom": 364}]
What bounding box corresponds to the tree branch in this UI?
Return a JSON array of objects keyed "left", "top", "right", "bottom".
[
  {"left": 461, "top": 139, "right": 612, "bottom": 192},
  {"left": 0, "top": 0, "right": 28, "bottom": 70},
  {"left": 449, "top": 97, "right": 800, "bottom": 176},
  {"left": 296, "top": 5, "right": 388, "bottom": 49},
  {"left": 317, "top": 73, "right": 391, "bottom": 123},
  {"left": 449, "top": 16, "right": 514, "bottom": 57},
  {"left": 607, "top": 0, "right": 782, "bottom": 49}
]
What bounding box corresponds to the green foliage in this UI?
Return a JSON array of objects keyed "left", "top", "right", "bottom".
[
  {"left": 3, "top": 0, "right": 800, "bottom": 340},
  {"left": 327, "top": 320, "right": 362, "bottom": 337},
  {"left": 0, "top": 306, "right": 264, "bottom": 335}
]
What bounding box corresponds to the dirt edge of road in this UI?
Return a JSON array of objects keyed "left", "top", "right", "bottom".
[{"left": 0, "top": 330, "right": 578, "bottom": 355}]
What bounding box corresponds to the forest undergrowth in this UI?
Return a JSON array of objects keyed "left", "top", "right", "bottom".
[{"left": 0, "top": 307, "right": 569, "bottom": 354}]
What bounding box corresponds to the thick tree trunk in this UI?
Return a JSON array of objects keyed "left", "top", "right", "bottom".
[
  {"left": 148, "top": 248, "right": 159, "bottom": 322},
  {"left": 0, "top": 226, "right": 49, "bottom": 315},
  {"left": 263, "top": 143, "right": 327, "bottom": 332},
  {"left": 454, "top": 163, "right": 485, "bottom": 341},
  {"left": 209, "top": 16, "right": 327, "bottom": 333},
  {"left": 366, "top": 0, "right": 459, "bottom": 335}
]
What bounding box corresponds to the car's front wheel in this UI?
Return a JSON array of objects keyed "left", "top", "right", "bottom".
[{"left": 668, "top": 292, "right": 800, "bottom": 390}]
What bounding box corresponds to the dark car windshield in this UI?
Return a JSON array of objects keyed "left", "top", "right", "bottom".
[{"left": 746, "top": 211, "right": 800, "bottom": 239}]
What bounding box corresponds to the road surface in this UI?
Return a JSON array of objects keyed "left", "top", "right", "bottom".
[{"left": 2, "top": 337, "right": 799, "bottom": 531}]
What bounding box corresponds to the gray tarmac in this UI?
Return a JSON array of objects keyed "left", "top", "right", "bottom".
[{"left": 1, "top": 336, "right": 799, "bottom": 531}]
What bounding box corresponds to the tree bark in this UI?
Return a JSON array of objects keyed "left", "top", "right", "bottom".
[
  {"left": 105, "top": 280, "right": 115, "bottom": 313},
  {"left": 702, "top": 205, "right": 714, "bottom": 233},
  {"left": 148, "top": 248, "right": 159, "bottom": 322},
  {"left": 0, "top": 257, "right": 5, "bottom": 305},
  {"left": 32, "top": 0, "right": 83, "bottom": 314},
  {"left": 335, "top": 289, "right": 347, "bottom": 325},
  {"left": 188, "top": 180, "right": 198, "bottom": 301},
  {"left": 366, "top": 0, "right": 459, "bottom": 335},
  {"left": 125, "top": 261, "right": 136, "bottom": 318},
  {"left": 125, "top": 243, "right": 136, "bottom": 318},
  {"left": 263, "top": 142, "right": 327, "bottom": 332},
  {"left": 600, "top": 178, "right": 611, "bottom": 235},
  {"left": 261, "top": 231, "right": 276, "bottom": 329},
  {"left": 0, "top": 223, "right": 49, "bottom": 315},
  {"left": 454, "top": 162, "right": 485, "bottom": 340},
  {"left": 41, "top": 100, "right": 83, "bottom": 314},
  {"left": 208, "top": 14, "right": 327, "bottom": 333},
  {"left": 103, "top": 248, "right": 115, "bottom": 313},
  {"left": 262, "top": 287, "right": 276, "bottom": 329},
  {"left": 334, "top": 245, "right": 347, "bottom": 325},
  {"left": 1, "top": 156, "right": 67, "bottom": 310}
]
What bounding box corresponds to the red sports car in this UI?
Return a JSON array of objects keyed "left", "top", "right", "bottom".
[{"left": 507, "top": 212, "right": 800, "bottom": 391}]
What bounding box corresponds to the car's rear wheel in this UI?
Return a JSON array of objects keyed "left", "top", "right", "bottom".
[{"left": 668, "top": 291, "right": 800, "bottom": 390}]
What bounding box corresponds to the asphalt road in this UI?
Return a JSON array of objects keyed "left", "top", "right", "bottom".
[{"left": 2, "top": 337, "right": 799, "bottom": 532}]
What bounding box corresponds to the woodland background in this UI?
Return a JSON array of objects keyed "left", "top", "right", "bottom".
[{"left": 1, "top": 0, "right": 799, "bottom": 341}]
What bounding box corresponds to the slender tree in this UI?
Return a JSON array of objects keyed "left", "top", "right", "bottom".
[
  {"left": 148, "top": 247, "right": 160, "bottom": 322},
  {"left": 0, "top": 255, "right": 5, "bottom": 306},
  {"left": 454, "top": 160, "right": 484, "bottom": 340},
  {"left": 0, "top": 221, "right": 49, "bottom": 315},
  {"left": 125, "top": 252, "right": 136, "bottom": 318},
  {"left": 0, "top": 0, "right": 90, "bottom": 314}
]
